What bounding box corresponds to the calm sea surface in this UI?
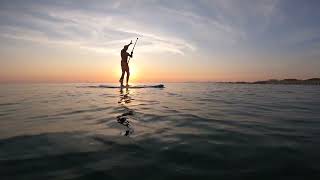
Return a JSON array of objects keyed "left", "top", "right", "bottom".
[{"left": 0, "top": 83, "right": 320, "bottom": 179}]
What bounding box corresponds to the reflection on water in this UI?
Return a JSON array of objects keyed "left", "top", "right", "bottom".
[
  {"left": 118, "top": 86, "right": 132, "bottom": 104},
  {"left": 117, "top": 86, "right": 134, "bottom": 136}
]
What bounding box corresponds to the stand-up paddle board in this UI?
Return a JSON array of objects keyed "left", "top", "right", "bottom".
[{"left": 81, "top": 84, "right": 164, "bottom": 89}]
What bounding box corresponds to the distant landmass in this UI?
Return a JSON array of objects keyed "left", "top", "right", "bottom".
[{"left": 222, "top": 78, "right": 320, "bottom": 85}]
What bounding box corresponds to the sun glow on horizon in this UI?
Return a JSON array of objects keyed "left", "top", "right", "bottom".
[{"left": 114, "top": 62, "right": 140, "bottom": 83}]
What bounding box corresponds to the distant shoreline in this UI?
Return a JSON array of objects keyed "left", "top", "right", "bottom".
[
  {"left": 0, "top": 78, "right": 320, "bottom": 85},
  {"left": 220, "top": 78, "right": 320, "bottom": 85}
]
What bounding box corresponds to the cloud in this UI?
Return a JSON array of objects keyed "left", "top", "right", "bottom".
[
  {"left": 0, "top": 0, "right": 197, "bottom": 55},
  {"left": 1, "top": 0, "right": 320, "bottom": 57}
]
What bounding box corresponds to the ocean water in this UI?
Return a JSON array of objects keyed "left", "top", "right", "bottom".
[{"left": 0, "top": 83, "right": 320, "bottom": 179}]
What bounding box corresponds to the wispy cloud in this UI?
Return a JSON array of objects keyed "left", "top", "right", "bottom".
[{"left": 0, "top": 0, "right": 198, "bottom": 55}]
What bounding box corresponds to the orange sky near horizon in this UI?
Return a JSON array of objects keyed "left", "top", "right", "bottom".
[
  {"left": 0, "top": 47, "right": 318, "bottom": 83},
  {"left": 1, "top": 40, "right": 318, "bottom": 83}
]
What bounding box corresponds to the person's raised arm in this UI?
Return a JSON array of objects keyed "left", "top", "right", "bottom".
[{"left": 126, "top": 40, "right": 133, "bottom": 47}]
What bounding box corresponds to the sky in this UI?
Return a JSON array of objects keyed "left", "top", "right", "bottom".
[{"left": 0, "top": 0, "right": 320, "bottom": 83}]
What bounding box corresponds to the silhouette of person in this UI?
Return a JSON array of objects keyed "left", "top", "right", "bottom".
[{"left": 119, "top": 41, "right": 133, "bottom": 86}]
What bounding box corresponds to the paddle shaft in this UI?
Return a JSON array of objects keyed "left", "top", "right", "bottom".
[{"left": 128, "top": 38, "right": 138, "bottom": 63}]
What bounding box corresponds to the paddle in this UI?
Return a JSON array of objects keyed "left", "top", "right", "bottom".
[{"left": 128, "top": 38, "right": 138, "bottom": 63}]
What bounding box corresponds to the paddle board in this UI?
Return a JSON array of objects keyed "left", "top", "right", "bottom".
[{"left": 83, "top": 84, "right": 165, "bottom": 89}]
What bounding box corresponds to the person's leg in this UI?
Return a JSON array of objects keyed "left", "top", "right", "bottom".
[
  {"left": 119, "top": 61, "right": 126, "bottom": 86},
  {"left": 119, "top": 70, "right": 125, "bottom": 86},
  {"left": 126, "top": 68, "right": 130, "bottom": 86}
]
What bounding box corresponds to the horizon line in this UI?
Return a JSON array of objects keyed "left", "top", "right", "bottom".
[{"left": 1, "top": 77, "right": 319, "bottom": 84}]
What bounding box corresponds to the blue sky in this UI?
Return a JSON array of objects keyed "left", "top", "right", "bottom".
[{"left": 1, "top": 0, "right": 320, "bottom": 82}]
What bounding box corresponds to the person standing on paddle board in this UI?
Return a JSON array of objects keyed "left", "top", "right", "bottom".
[{"left": 119, "top": 41, "right": 133, "bottom": 86}]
